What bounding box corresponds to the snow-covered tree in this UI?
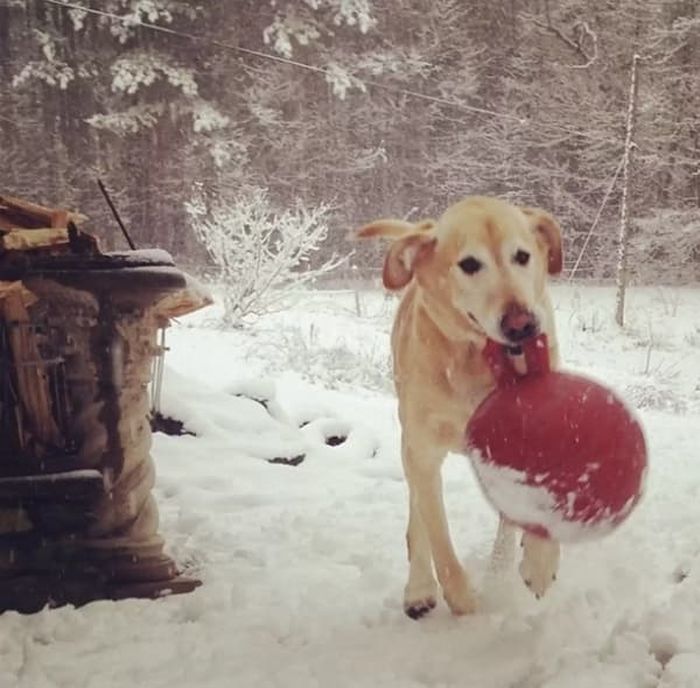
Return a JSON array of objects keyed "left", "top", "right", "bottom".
[
  {"left": 3, "top": 0, "right": 699, "bottom": 283},
  {"left": 188, "top": 189, "right": 344, "bottom": 325}
]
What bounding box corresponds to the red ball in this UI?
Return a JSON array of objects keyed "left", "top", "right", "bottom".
[{"left": 465, "top": 339, "right": 647, "bottom": 543}]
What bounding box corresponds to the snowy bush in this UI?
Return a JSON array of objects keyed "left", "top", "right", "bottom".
[
  {"left": 684, "top": 325, "right": 700, "bottom": 348},
  {"left": 624, "top": 382, "right": 687, "bottom": 414},
  {"left": 188, "top": 189, "right": 344, "bottom": 326},
  {"left": 266, "top": 324, "right": 392, "bottom": 392},
  {"left": 631, "top": 210, "right": 700, "bottom": 284}
]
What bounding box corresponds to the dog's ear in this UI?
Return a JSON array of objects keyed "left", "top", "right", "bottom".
[
  {"left": 354, "top": 218, "right": 436, "bottom": 290},
  {"left": 521, "top": 207, "right": 563, "bottom": 275},
  {"left": 355, "top": 218, "right": 434, "bottom": 240},
  {"left": 382, "top": 232, "right": 437, "bottom": 290}
]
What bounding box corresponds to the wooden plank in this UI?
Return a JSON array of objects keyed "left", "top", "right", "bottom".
[
  {"left": 0, "top": 572, "right": 201, "bottom": 614},
  {"left": 0, "top": 469, "right": 105, "bottom": 501},
  {"left": 153, "top": 273, "right": 214, "bottom": 320}
]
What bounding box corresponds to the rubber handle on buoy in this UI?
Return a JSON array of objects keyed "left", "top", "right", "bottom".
[{"left": 482, "top": 334, "right": 551, "bottom": 387}]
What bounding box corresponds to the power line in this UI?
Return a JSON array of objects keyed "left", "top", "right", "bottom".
[
  {"left": 43, "top": 0, "right": 625, "bottom": 148},
  {"left": 42, "top": 0, "right": 633, "bottom": 149},
  {"left": 44, "top": 0, "right": 529, "bottom": 125},
  {"left": 568, "top": 153, "right": 625, "bottom": 281}
]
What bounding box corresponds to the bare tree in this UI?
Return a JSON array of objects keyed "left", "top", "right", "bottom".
[{"left": 615, "top": 53, "right": 640, "bottom": 327}]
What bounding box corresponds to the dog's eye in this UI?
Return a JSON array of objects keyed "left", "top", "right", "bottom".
[
  {"left": 514, "top": 250, "right": 530, "bottom": 266},
  {"left": 458, "top": 256, "right": 482, "bottom": 275}
]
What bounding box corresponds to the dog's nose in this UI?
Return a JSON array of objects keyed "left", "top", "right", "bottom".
[{"left": 500, "top": 303, "right": 539, "bottom": 343}]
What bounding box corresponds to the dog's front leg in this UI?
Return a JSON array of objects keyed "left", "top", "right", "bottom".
[
  {"left": 403, "top": 481, "right": 438, "bottom": 619},
  {"left": 403, "top": 443, "right": 477, "bottom": 616}
]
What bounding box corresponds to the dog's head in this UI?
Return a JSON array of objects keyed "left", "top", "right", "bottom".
[{"left": 356, "top": 197, "right": 563, "bottom": 345}]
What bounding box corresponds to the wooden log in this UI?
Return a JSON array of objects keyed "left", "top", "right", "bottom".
[
  {"left": 0, "top": 280, "right": 36, "bottom": 309},
  {"left": 0, "top": 194, "right": 86, "bottom": 231},
  {"left": 0, "top": 281, "right": 63, "bottom": 453},
  {"left": 0, "top": 227, "right": 71, "bottom": 253}
]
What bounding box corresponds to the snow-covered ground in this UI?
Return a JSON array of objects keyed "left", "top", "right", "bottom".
[{"left": 2, "top": 283, "right": 700, "bottom": 688}]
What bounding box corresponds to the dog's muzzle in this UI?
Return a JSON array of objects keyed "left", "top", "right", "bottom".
[{"left": 500, "top": 303, "right": 539, "bottom": 344}]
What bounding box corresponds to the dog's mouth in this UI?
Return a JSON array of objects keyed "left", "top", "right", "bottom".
[
  {"left": 466, "top": 311, "right": 489, "bottom": 337},
  {"left": 466, "top": 311, "right": 507, "bottom": 343}
]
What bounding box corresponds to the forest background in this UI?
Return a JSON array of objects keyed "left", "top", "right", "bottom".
[{"left": 1, "top": 0, "right": 698, "bottom": 284}]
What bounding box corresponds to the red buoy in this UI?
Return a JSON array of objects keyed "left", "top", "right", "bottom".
[{"left": 465, "top": 335, "right": 647, "bottom": 542}]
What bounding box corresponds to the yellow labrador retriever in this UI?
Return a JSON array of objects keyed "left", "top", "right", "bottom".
[{"left": 357, "top": 196, "right": 563, "bottom": 618}]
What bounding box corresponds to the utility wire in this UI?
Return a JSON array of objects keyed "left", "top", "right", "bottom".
[
  {"left": 30, "top": 0, "right": 682, "bottom": 279},
  {"left": 44, "top": 0, "right": 526, "bottom": 123},
  {"left": 43, "top": 0, "right": 625, "bottom": 147},
  {"left": 568, "top": 153, "right": 625, "bottom": 281}
]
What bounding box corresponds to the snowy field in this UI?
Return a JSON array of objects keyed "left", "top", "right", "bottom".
[{"left": 2, "top": 282, "right": 700, "bottom": 688}]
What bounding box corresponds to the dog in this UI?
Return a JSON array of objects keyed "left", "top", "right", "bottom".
[{"left": 357, "top": 196, "right": 563, "bottom": 618}]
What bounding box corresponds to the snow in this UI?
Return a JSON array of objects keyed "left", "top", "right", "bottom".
[
  {"left": 468, "top": 459, "right": 628, "bottom": 543},
  {"left": 1, "top": 282, "right": 700, "bottom": 687},
  {"left": 105, "top": 249, "right": 174, "bottom": 265}
]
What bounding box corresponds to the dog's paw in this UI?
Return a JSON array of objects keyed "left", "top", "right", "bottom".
[
  {"left": 404, "top": 580, "right": 438, "bottom": 620},
  {"left": 404, "top": 596, "right": 437, "bottom": 620},
  {"left": 519, "top": 534, "right": 560, "bottom": 599},
  {"left": 442, "top": 574, "right": 478, "bottom": 615}
]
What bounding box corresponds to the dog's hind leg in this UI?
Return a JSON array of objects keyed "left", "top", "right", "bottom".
[
  {"left": 480, "top": 516, "right": 518, "bottom": 610},
  {"left": 487, "top": 515, "right": 517, "bottom": 577}
]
